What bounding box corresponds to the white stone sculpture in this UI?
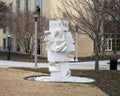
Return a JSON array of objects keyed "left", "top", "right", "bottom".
[
  {"left": 27, "top": 20, "right": 95, "bottom": 83},
  {"left": 44, "top": 20, "right": 75, "bottom": 82}
]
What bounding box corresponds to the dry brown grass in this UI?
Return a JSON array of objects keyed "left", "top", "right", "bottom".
[{"left": 0, "top": 68, "right": 108, "bottom": 96}]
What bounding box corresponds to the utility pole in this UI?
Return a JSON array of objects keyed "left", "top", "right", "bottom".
[
  {"left": 7, "top": 34, "right": 11, "bottom": 60},
  {"left": 33, "top": 11, "right": 38, "bottom": 68},
  {"left": 75, "top": 25, "right": 79, "bottom": 62}
]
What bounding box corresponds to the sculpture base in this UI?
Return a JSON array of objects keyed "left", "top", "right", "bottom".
[
  {"left": 27, "top": 76, "right": 95, "bottom": 83},
  {"left": 27, "top": 62, "right": 95, "bottom": 83},
  {"left": 49, "top": 62, "right": 71, "bottom": 82}
]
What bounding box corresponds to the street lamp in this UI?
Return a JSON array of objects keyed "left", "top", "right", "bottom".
[
  {"left": 75, "top": 25, "right": 79, "bottom": 62},
  {"left": 33, "top": 11, "right": 38, "bottom": 68},
  {"left": 7, "top": 34, "right": 11, "bottom": 60}
]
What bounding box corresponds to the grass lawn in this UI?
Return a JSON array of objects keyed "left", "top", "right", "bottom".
[
  {"left": 15, "top": 68, "right": 120, "bottom": 96},
  {"left": 0, "top": 68, "right": 107, "bottom": 96},
  {"left": 71, "top": 70, "right": 120, "bottom": 96},
  {"left": 1, "top": 51, "right": 120, "bottom": 96}
]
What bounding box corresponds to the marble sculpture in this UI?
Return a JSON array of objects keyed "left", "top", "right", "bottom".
[{"left": 44, "top": 20, "right": 75, "bottom": 82}]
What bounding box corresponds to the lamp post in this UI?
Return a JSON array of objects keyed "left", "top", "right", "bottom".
[
  {"left": 33, "top": 11, "right": 38, "bottom": 68},
  {"left": 75, "top": 25, "right": 79, "bottom": 62},
  {"left": 7, "top": 34, "right": 11, "bottom": 60}
]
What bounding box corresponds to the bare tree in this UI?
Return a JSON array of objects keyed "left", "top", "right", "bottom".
[
  {"left": 9, "top": 11, "right": 48, "bottom": 57},
  {"left": 0, "top": 1, "right": 9, "bottom": 29},
  {"left": 57, "top": 0, "right": 106, "bottom": 70},
  {"left": 11, "top": 12, "right": 34, "bottom": 57}
]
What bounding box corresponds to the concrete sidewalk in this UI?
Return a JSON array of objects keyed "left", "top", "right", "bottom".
[{"left": 0, "top": 60, "right": 120, "bottom": 70}]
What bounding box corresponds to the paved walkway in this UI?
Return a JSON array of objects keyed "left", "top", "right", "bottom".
[{"left": 0, "top": 60, "right": 120, "bottom": 70}]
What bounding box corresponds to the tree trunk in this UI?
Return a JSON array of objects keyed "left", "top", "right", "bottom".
[
  {"left": 94, "top": 40, "right": 99, "bottom": 70},
  {"left": 94, "top": 0, "right": 100, "bottom": 70}
]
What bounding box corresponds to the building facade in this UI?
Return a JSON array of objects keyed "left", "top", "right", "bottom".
[
  {"left": 0, "top": 0, "right": 94, "bottom": 57},
  {"left": 103, "top": 0, "right": 120, "bottom": 54}
]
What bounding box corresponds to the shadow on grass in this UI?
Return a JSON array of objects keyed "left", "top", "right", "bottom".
[
  {"left": 0, "top": 51, "right": 48, "bottom": 63},
  {"left": 1, "top": 51, "right": 120, "bottom": 63},
  {"left": 71, "top": 70, "right": 120, "bottom": 96}
]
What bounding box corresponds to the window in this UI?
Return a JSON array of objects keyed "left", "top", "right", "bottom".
[
  {"left": 9, "top": 2, "right": 13, "bottom": 12},
  {"left": 26, "top": 0, "right": 30, "bottom": 11},
  {"left": 37, "top": 39, "right": 42, "bottom": 55},
  {"left": 104, "top": 1, "right": 109, "bottom": 9},
  {"left": 3, "top": 38, "right": 6, "bottom": 50},
  {"left": 3, "top": 28, "right": 6, "bottom": 34},
  {"left": 106, "top": 38, "right": 113, "bottom": 51},
  {"left": 36, "top": 0, "right": 42, "bottom": 7},
  {"left": 16, "top": 0, "right": 21, "bottom": 12},
  {"left": 25, "top": 38, "right": 30, "bottom": 53},
  {"left": 16, "top": 39, "right": 20, "bottom": 52},
  {"left": 36, "top": 0, "right": 42, "bottom": 13},
  {"left": 117, "top": 39, "right": 120, "bottom": 51}
]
